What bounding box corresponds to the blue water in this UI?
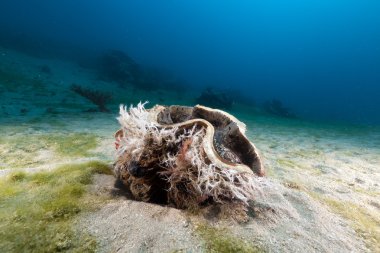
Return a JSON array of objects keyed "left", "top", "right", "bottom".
[{"left": 0, "top": 0, "right": 379, "bottom": 125}]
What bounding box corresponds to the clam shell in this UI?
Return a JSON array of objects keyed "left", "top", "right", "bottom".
[
  {"left": 115, "top": 104, "right": 264, "bottom": 176},
  {"left": 114, "top": 103, "right": 264, "bottom": 208}
]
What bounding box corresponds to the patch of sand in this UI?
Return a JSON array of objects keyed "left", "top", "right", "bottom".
[
  {"left": 81, "top": 174, "right": 202, "bottom": 253},
  {"left": 82, "top": 174, "right": 368, "bottom": 253}
]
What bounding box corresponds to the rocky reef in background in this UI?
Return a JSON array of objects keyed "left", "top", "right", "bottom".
[
  {"left": 70, "top": 84, "right": 113, "bottom": 112},
  {"left": 196, "top": 88, "right": 234, "bottom": 110},
  {"left": 0, "top": 29, "right": 298, "bottom": 119},
  {"left": 263, "top": 99, "right": 296, "bottom": 118},
  {"left": 95, "top": 50, "right": 187, "bottom": 93}
]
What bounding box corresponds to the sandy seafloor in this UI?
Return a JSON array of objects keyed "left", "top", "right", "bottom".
[{"left": 0, "top": 46, "right": 379, "bottom": 252}]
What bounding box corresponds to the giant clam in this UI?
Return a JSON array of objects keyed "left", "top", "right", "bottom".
[{"left": 114, "top": 103, "right": 264, "bottom": 208}]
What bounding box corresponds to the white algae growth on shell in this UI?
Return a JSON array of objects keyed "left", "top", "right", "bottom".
[{"left": 114, "top": 102, "right": 264, "bottom": 208}]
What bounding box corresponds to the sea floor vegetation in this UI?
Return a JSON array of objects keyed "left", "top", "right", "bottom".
[{"left": 0, "top": 161, "right": 112, "bottom": 252}]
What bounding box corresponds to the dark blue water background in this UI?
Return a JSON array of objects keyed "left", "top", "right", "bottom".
[{"left": 0, "top": 0, "right": 379, "bottom": 125}]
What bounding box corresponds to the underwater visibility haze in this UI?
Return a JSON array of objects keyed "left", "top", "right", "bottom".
[
  {"left": 1, "top": 0, "right": 379, "bottom": 124},
  {"left": 0, "top": 1, "right": 379, "bottom": 253}
]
